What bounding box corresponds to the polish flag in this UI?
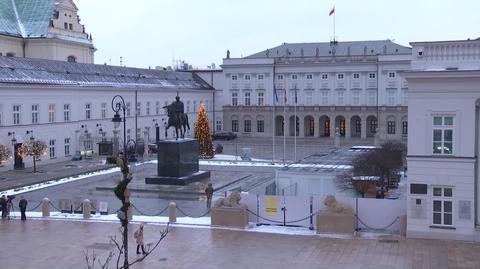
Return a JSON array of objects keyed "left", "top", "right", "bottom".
[{"left": 329, "top": 6, "right": 335, "bottom": 16}]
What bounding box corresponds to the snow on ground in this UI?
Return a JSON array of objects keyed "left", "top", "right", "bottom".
[{"left": 19, "top": 211, "right": 394, "bottom": 239}]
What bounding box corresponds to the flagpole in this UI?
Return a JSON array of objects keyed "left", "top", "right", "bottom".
[
  {"left": 283, "top": 88, "right": 286, "bottom": 166},
  {"left": 294, "top": 87, "right": 297, "bottom": 162},
  {"left": 272, "top": 63, "right": 276, "bottom": 164},
  {"left": 333, "top": 6, "right": 336, "bottom": 41}
]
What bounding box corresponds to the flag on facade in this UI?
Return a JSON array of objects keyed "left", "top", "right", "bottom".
[
  {"left": 274, "top": 85, "right": 279, "bottom": 103},
  {"left": 329, "top": 6, "right": 335, "bottom": 16},
  {"left": 284, "top": 89, "right": 288, "bottom": 104}
]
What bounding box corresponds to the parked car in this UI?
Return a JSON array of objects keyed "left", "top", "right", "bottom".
[{"left": 212, "top": 132, "right": 237, "bottom": 140}]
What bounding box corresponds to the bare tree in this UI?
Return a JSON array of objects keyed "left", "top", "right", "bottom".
[
  {"left": 337, "top": 141, "right": 405, "bottom": 198},
  {"left": 84, "top": 224, "right": 169, "bottom": 269},
  {"left": 18, "top": 140, "right": 48, "bottom": 173}
]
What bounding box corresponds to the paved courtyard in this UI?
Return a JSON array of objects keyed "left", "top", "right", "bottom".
[{"left": 0, "top": 218, "right": 479, "bottom": 269}]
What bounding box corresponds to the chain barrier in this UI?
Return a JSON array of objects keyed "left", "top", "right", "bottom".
[
  {"left": 28, "top": 201, "right": 43, "bottom": 211},
  {"left": 355, "top": 214, "right": 399, "bottom": 231},
  {"left": 246, "top": 208, "right": 319, "bottom": 224},
  {"left": 48, "top": 201, "right": 62, "bottom": 212},
  {"left": 176, "top": 206, "right": 211, "bottom": 218},
  {"left": 131, "top": 203, "right": 169, "bottom": 216}
]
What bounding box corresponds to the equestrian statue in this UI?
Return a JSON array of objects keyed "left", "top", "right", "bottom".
[{"left": 163, "top": 96, "right": 190, "bottom": 140}]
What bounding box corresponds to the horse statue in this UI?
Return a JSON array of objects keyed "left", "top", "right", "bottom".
[{"left": 163, "top": 103, "right": 190, "bottom": 140}]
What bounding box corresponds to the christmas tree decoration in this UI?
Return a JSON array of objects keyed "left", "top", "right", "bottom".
[
  {"left": 0, "top": 144, "right": 12, "bottom": 164},
  {"left": 18, "top": 140, "right": 48, "bottom": 173},
  {"left": 194, "top": 102, "right": 214, "bottom": 159}
]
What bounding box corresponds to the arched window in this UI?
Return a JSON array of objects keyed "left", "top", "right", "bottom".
[{"left": 67, "top": 56, "right": 77, "bottom": 63}]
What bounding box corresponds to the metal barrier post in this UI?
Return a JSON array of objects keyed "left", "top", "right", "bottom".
[
  {"left": 42, "top": 198, "right": 50, "bottom": 217},
  {"left": 309, "top": 196, "right": 314, "bottom": 230}
]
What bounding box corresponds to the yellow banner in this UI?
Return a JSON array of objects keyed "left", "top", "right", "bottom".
[{"left": 265, "top": 196, "right": 278, "bottom": 217}]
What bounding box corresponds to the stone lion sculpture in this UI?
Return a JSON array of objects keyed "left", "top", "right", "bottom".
[
  {"left": 323, "top": 195, "right": 353, "bottom": 214},
  {"left": 213, "top": 191, "right": 245, "bottom": 208}
]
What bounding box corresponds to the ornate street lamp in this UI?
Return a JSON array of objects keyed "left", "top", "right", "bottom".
[{"left": 111, "top": 94, "right": 131, "bottom": 269}]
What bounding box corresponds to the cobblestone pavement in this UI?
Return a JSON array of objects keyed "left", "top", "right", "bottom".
[{"left": 1, "top": 219, "right": 479, "bottom": 269}]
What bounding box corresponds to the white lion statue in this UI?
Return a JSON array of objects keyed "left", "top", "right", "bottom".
[
  {"left": 213, "top": 191, "right": 244, "bottom": 208},
  {"left": 323, "top": 195, "right": 353, "bottom": 214}
]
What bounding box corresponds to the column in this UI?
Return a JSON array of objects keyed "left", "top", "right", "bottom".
[
  {"left": 330, "top": 115, "right": 335, "bottom": 138},
  {"left": 345, "top": 116, "right": 351, "bottom": 139},
  {"left": 361, "top": 117, "right": 367, "bottom": 139},
  {"left": 315, "top": 116, "right": 321, "bottom": 138}
]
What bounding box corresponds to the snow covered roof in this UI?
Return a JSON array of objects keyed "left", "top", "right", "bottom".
[
  {"left": 0, "top": 56, "right": 214, "bottom": 89},
  {"left": 0, "top": 0, "right": 55, "bottom": 38},
  {"left": 245, "top": 40, "right": 411, "bottom": 59}
]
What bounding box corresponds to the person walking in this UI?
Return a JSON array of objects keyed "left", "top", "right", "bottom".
[
  {"left": 0, "top": 195, "right": 6, "bottom": 219},
  {"left": 134, "top": 224, "right": 146, "bottom": 255},
  {"left": 19, "top": 197, "right": 28, "bottom": 221},
  {"left": 205, "top": 183, "right": 214, "bottom": 209}
]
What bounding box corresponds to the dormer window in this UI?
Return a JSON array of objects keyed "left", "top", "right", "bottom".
[{"left": 67, "top": 56, "right": 77, "bottom": 63}]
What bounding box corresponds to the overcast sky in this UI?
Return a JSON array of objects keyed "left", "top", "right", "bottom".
[{"left": 75, "top": 0, "right": 480, "bottom": 69}]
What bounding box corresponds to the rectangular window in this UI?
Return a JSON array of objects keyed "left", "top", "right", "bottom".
[
  {"left": 64, "top": 22, "right": 68, "bottom": 29},
  {"left": 231, "top": 75, "right": 238, "bottom": 80},
  {"left": 31, "top": 104, "right": 39, "bottom": 124},
  {"left": 186, "top": 101, "right": 190, "bottom": 113},
  {"left": 49, "top": 139, "right": 56, "bottom": 159},
  {"left": 85, "top": 103, "right": 91, "bottom": 120},
  {"left": 291, "top": 74, "right": 298, "bottom": 80},
  {"left": 193, "top": 101, "right": 197, "bottom": 112},
  {"left": 136, "top": 102, "right": 141, "bottom": 116},
  {"left": 387, "top": 90, "right": 396, "bottom": 106},
  {"left": 101, "top": 103, "right": 107, "bottom": 119},
  {"left": 290, "top": 91, "right": 297, "bottom": 104},
  {"left": 305, "top": 91, "right": 312, "bottom": 105},
  {"left": 156, "top": 101, "right": 160, "bottom": 115},
  {"left": 369, "top": 73, "right": 376, "bottom": 79},
  {"left": 352, "top": 91, "right": 360, "bottom": 106},
  {"left": 306, "top": 74, "right": 313, "bottom": 80},
  {"left": 387, "top": 121, "right": 396, "bottom": 134},
  {"left": 257, "top": 92, "right": 264, "bottom": 106},
  {"left": 244, "top": 119, "right": 251, "bottom": 132},
  {"left": 277, "top": 74, "right": 284, "bottom": 80},
  {"left": 388, "top": 72, "right": 396, "bottom": 78},
  {"left": 146, "top": 102, "right": 150, "bottom": 115},
  {"left": 368, "top": 91, "right": 376, "bottom": 106},
  {"left": 402, "top": 121, "right": 408, "bottom": 135},
  {"left": 337, "top": 73, "right": 344, "bottom": 80},
  {"left": 216, "top": 120, "right": 222, "bottom": 132},
  {"left": 64, "top": 104, "right": 70, "bottom": 122},
  {"left": 402, "top": 89, "right": 408, "bottom": 105},
  {"left": 13, "top": 105, "right": 21, "bottom": 125},
  {"left": 432, "top": 186, "right": 453, "bottom": 226},
  {"left": 48, "top": 104, "right": 55, "bottom": 123},
  {"left": 353, "top": 73, "right": 360, "bottom": 79},
  {"left": 337, "top": 91, "right": 344, "bottom": 105},
  {"left": 257, "top": 120, "right": 264, "bottom": 133},
  {"left": 69, "top": 23, "right": 73, "bottom": 30},
  {"left": 321, "top": 74, "right": 328, "bottom": 80},
  {"left": 244, "top": 74, "right": 251, "bottom": 80},
  {"left": 232, "top": 120, "right": 239, "bottom": 132},
  {"left": 126, "top": 102, "right": 131, "bottom": 117},
  {"left": 257, "top": 74, "right": 264, "bottom": 80},
  {"left": 370, "top": 119, "right": 378, "bottom": 133},
  {"left": 64, "top": 138, "right": 70, "bottom": 156},
  {"left": 232, "top": 92, "right": 238, "bottom": 106},
  {"left": 321, "top": 91, "right": 329, "bottom": 105},
  {"left": 244, "top": 92, "right": 251, "bottom": 106},
  {"left": 433, "top": 116, "right": 454, "bottom": 154}
]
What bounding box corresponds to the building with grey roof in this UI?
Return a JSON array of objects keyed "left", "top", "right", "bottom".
[
  {"left": 218, "top": 39, "right": 411, "bottom": 144},
  {"left": 0, "top": 56, "right": 214, "bottom": 170},
  {"left": 0, "top": 0, "right": 95, "bottom": 63}
]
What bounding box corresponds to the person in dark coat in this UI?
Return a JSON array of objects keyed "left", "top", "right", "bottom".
[
  {"left": 205, "top": 183, "right": 214, "bottom": 209},
  {"left": 0, "top": 195, "right": 6, "bottom": 219},
  {"left": 19, "top": 197, "right": 28, "bottom": 221}
]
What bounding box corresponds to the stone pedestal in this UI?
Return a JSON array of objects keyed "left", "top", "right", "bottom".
[
  {"left": 211, "top": 207, "right": 248, "bottom": 228},
  {"left": 316, "top": 210, "right": 355, "bottom": 234},
  {"left": 146, "top": 139, "right": 210, "bottom": 185}
]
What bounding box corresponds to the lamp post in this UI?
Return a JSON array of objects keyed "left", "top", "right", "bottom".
[{"left": 111, "top": 95, "right": 130, "bottom": 269}]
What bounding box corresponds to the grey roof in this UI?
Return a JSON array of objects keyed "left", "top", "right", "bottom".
[
  {"left": 0, "top": 0, "right": 55, "bottom": 37},
  {"left": 245, "top": 40, "right": 411, "bottom": 59},
  {"left": 0, "top": 56, "right": 214, "bottom": 90}
]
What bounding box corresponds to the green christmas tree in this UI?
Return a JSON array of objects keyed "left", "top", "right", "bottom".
[{"left": 194, "top": 102, "right": 214, "bottom": 159}]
